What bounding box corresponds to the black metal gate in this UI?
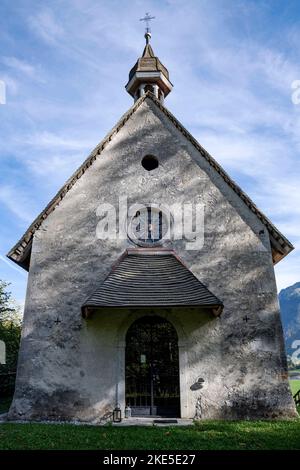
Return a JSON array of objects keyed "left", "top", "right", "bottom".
[{"left": 125, "top": 316, "right": 180, "bottom": 417}]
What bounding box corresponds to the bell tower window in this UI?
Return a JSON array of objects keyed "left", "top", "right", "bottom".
[{"left": 144, "top": 84, "right": 154, "bottom": 94}]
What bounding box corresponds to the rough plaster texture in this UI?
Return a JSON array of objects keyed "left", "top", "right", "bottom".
[{"left": 8, "top": 98, "right": 297, "bottom": 421}]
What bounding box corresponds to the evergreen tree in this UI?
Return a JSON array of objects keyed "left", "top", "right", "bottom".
[{"left": 0, "top": 281, "right": 22, "bottom": 396}]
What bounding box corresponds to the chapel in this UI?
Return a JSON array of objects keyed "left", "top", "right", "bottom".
[{"left": 7, "top": 31, "right": 297, "bottom": 421}]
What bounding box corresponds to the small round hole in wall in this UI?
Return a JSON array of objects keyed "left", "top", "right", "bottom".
[{"left": 142, "top": 155, "right": 159, "bottom": 171}]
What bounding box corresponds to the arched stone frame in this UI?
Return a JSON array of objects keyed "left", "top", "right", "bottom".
[{"left": 114, "top": 308, "right": 189, "bottom": 418}]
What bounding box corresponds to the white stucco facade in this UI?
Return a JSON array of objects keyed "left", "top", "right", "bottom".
[{"left": 8, "top": 98, "right": 297, "bottom": 421}]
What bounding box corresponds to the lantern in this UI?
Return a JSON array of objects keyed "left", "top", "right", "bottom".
[
  {"left": 113, "top": 404, "right": 122, "bottom": 423},
  {"left": 125, "top": 405, "right": 132, "bottom": 419}
]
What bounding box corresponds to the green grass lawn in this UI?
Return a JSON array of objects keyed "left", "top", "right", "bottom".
[
  {"left": 1, "top": 389, "right": 299, "bottom": 450},
  {"left": 290, "top": 380, "right": 300, "bottom": 396},
  {"left": 0, "top": 420, "right": 299, "bottom": 450}
]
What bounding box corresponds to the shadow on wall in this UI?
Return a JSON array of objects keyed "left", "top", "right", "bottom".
[{"left": 7, "top": 111, "right": 296, "bottom": 421}]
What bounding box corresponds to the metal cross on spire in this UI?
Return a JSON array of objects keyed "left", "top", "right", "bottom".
[{"left": 140, "top": 12, "right": 155, "bottom": 43}]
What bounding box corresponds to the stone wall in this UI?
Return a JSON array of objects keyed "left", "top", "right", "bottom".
[{"left": 8, "top": 98, "right": 297, "bottom": 421}]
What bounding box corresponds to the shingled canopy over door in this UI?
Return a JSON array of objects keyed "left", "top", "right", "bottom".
[{"left": 81, "top": 249, "right": 224, "bottom": 317}]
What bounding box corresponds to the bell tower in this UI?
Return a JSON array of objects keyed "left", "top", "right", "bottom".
[{"left": 125, "top": 14, "right": 173, "bottom": 103}]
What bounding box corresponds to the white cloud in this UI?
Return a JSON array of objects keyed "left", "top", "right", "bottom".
[
  {"left": 26, "top": 152, "right": 85, "bottom": 178},
  {"left": 275, "top": 250, "right": 300, "bottom": 292},
  {"left": 28, "top": 8, "right": 64, "bottom": 45},
  {"left": 0, "top": 74, "right": 19, "bottom": 96},
  {"left": 0, "top": 185, "right": 38, "bottom": 223},
  {"left": 1, "top": 56, "right": 46, "bottom": 85},
  {"left": 20, "top": 131, "right": 92, "bottom": 151},
  {"left": 2, "top": 56, "right": 36, "bottom": 77},
  {"left": 0, "top": 255, "right": 27, "bottom": 277}
]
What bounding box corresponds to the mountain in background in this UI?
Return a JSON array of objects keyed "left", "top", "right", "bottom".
[{"left": 279, "top": 282, "right": 300, "bottom": 364}]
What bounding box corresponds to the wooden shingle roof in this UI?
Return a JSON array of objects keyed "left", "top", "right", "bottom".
[
  {"left": 128, "top": 43, "right": 170, "bottom": 82},
  {"left": 81, "top": 249, "right": 223, "bottom": 318}
]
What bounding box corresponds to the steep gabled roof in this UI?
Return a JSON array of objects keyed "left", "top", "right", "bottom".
[
  {"left": 7, "top": 92, "right": 293, "bottom": 270},
  {"left": 81, "top": 249, "right": 223, "bottom": 318}
]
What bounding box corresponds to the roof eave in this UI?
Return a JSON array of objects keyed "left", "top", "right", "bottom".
[
  {"left": 82, "top": 304, "right": 223, "bottom": 319},
  {"left": 125, "top": 71, "right": 173, "bottom": 97},
  {"left": 270, "top": 233, "right": 294, "bottom": 265},
  {"left": 7, "top": 238, "right": 32, "bottom": 271},
  {"left": 6, "top": 95, "right": 150, "bottom": 270},
  {"left": 7, "top": 92, "right": 294, "bottom": 269}
]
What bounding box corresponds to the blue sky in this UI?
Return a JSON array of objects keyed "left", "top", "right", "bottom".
[{"left": 0, "top": 0, "right": 300, "bottom": 307}]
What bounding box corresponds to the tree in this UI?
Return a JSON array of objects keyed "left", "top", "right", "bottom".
[{"left": 0, "top": 281, "right": 22, "bottom": 397}]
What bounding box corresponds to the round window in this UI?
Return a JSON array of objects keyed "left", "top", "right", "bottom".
[
  {"left": 141, "top": 155, "right": 159, "bottom": 171},
  {"left": 128, "top": 206, "right": 170, "bottom": 247}
]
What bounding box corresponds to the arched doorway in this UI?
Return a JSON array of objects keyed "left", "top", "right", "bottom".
[{"left": 125, "top": 316, "right": 180, "bottom": 417}]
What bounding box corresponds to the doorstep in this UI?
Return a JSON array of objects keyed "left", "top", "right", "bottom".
[{"left": 112, "top": 417, "right": 194, "bottom": 427}]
